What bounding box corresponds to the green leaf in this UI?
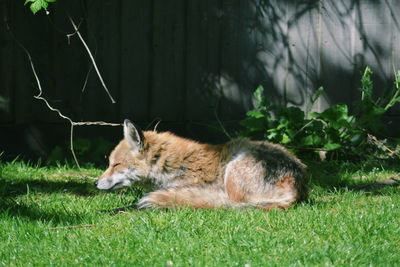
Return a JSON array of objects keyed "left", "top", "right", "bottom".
[
  {"left": 253, "top": 85, "right": 266, "bottom": 109},
  {"left": 309, "top": 112, "right": 320, "bottom": 119},
  {"left": 267, "top": 131, "right": 278, "bottom": 140},
  {"left": 359, "top": 67, "right": 373, "bottom": 101},
  {"left": 323, "top": 143, "right": 342, "bottom": 151},
  {"left": 27, "top": 0, "right": 49, "bottom": 14},
  {"left": 240, "top": 118, "right": 265, "bottom": 132},
  {"left": 300, "top": 135, "right": 322, "bottom": 147},
  {"left": 309, "top": 86, "right": 324, "bottom": 111},
  {"left": 30, "top": 1, "right": 42, "bottom": 14},
  {"left": 371, "top": 106, "right": 386, "bottom": 116},
  {"left": 46, "top": 0, "right": 57, "bottom": 2},
  {"left": 281, "top": 133, "right": 291, "bottom": 144},
  {"left": 24, "top": 0, "right": 35, "bottom": 4},
  {"left": 246, "top": 110, "right": 265, "bottom": 119},
  {"left": 324, "top": 104, "right": 348, "bottom": 120},
  {"left": 284, "top": 107, "right": 305, "bottom": 122},
  {"left": 350, "top": 133, "right": 364, "bottom": 145}
]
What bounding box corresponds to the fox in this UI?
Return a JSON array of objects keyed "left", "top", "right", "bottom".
[{"left": 95, "top": 119, "right": 308, "bottom": 211}]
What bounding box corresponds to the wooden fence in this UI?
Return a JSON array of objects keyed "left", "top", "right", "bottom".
[{"left": 0, "top": 0, "right": 399, "bottom": 154}]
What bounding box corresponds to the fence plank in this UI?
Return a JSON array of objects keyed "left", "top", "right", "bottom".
[
  {"left": 353, "top": 0, "right": 393, "bottom": 90},
  {"left": 319, "top": 0, "right": 357, "bottom": 106},
  {"left": 46, "top": 0, "right": 89, "bottom": 122},
  {"left": 84, "top": 0, "right": 120, "bottom": 122},
  {"left": 119, "top": 0, "right": 153, "bottom": 122},
  {"left": 286, "top": 1, "right": 322, "bottom": 111},
  {"left": 185, "top": 0, "right": 223, "bottom": 122},
  {"left": 0, "top": 0, "right": 14, "bottom": 123},
  {"left": 150, "top": 0, "right": 186, "bottom": 121}
]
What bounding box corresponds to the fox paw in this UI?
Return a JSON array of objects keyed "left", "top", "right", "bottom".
[
  {"left": 137, "top": 196, "right": 157, "bottom": 209},
  {"left": 137, "top": 191, "right": 173, "bottom": 209}
]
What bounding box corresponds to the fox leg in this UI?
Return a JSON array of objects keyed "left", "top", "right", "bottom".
[{"left": 137, "top": 186, "right": 230, "bottom": 209}]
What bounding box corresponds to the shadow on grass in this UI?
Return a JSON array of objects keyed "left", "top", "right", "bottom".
[
  {"left": 307, "top": 160, "right": 400, "bottom": 195},
  {"left": 0, "top": 178, "right": 97, "bottom": 198},
  {"left": 0, "top": 159, "right": 399, "bottom": 222},
  {"left": 0, "top": 198, "right": 87, "bottom": 225},
  {"left": 0, "top": 175, "right": 101, "bottom": 224}
]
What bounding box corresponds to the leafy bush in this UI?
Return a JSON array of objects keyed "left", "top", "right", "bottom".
[{"left": 241, "top": 67, "right": 400, "bottom": 160}]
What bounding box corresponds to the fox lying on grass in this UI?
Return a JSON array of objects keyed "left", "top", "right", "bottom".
[{"left": 95, "top": 119, "right": 308, "bottom": 210}]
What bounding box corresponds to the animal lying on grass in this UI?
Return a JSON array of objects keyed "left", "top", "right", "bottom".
[{"left": 95, "top": 119, "right": 308, "bottom": 211}]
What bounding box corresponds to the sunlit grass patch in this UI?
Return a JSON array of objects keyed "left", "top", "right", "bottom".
[{"left": 0, "top": 160, "right": 399, "bottom": 266}]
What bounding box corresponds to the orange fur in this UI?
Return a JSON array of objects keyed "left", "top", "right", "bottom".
[{"left": 95, "top": 120, "right": 308, "bottom": 210}]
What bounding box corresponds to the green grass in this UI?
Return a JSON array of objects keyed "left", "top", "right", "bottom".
[{"left": 0, "top": 160, "right": 399, "bottom": 266}]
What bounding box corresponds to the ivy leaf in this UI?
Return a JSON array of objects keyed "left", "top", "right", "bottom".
[
  {"left": 323, "top": 143, "right": 342, "bottom": 151},
  {"left": 253, "top": 85, "right": 266, "bottom": 109},
  {"left": 246, "top": 110, "right": 265, "bottom": 119},
  {"left": 26, "top": 0, "right": 51, "bottom": 14},
  {"left": 300, "top": 135, "right": 322, "bottom": 147},
  {"left": 281, "top": 133, "right": 291, "bottom": 144}
]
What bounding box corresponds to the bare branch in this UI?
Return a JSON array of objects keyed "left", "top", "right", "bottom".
[
  {"left": 73, "top": 121, "right": 122, "bottom": 127},
  {"left": 368, "top": 134, "right": 399, "bottom": 157},
  {"left": 7, "top": 23, "right": 122, "bottom": 168},
  {"left": 145, "top": 117, "right": 162, "bottom": 131},
  {"left": 68, "top": 16, "right": 116, "bottom": 104}
]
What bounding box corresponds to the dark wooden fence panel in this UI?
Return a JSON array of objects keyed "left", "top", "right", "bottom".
[
  {"left": 119, "top": 0, "right": 153, "bottom": 122},
  {"left": 186, "top": 0, "right": 223, "bottom": 122},
  {"left": 150, "top": 0, "right": 187, "bottom": 121},
  {"left": 1, "top": 0, "right": 400, "bottom": 127}
]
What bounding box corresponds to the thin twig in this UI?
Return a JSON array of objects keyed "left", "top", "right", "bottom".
[
  {"left": 73, "top": 121, "right": 122, "bottom": 126},
  {"left": 7, "top": 22, "right": 122, "bottom": 168},
  {"left": 145, "top": 117, "right": 162, "bottom": 131},
  {"left": 68, "top": 16, "right": 116, "bottom": 104},
  {"left": 368, "top": 134, "right": 398, "bottom": 156},
  {"left": 66, "top": 19, "right": 83, "bottom": 43},
  {"left": 81, "top": 62, "right": 93, "bottom": 93},
  {"left": 48, "top": 224, "right": 96, "bottom": 230}
]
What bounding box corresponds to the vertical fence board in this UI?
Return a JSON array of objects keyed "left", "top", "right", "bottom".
[
  {"left": 150, "top": 0, "right": 186, "bottom": 121},
  {"left": 186, "top": 0, "right": 222, "bottom": 122},
  {"left": 0, "top": 0, "right": 14, "bottom": 123},
  {"left": 286, "top": 1, "right": 322, "bottom": 111},
  {"left": 12, "top": 2, "right": 57, "bottom": 123},
  {"left": 218, "top": 0, "right": 256, "bottom": 121},
  {"left": 253, "top": 0, "right": 290, "bottom": 106},
  {"left": 48, "top": 0, "right": 88, "bottom": 122},
  {"left": 389, "top": 0, "right": 400, "bottom": 115},
  {"left": 353, "top": 0, "right": 393, "bottom": 90},
  {"left": 392, "top": 0, "right": 400, "bottom": 71},
  {"left": 84, "top": 0, "right": 120, "bottom": 122},
  {"left": 319, "top": 1, "right": 356, "bottom": 106},
  {"left": 119, "top": 1, "right": 153, "bottom": 122}
]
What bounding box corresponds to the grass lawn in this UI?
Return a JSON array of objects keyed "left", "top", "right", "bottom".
[{"left": 0, "top": 159, "right": 399, "bottom": 266}]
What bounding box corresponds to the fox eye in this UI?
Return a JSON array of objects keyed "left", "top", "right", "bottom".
[{"left": 112, "top": 163, "right": 121, "bottom": 168}]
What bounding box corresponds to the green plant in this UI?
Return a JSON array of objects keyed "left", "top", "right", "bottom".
[
  {"left": 25, "top": 0, "right": 56, "bottom": 14},
  {"left": 241, "top": 67, "right": 400, "bottom": 159}
]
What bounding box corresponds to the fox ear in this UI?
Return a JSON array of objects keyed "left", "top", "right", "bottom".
[{"left": 123, "top": 119, "right": 144, "bottom": 152}]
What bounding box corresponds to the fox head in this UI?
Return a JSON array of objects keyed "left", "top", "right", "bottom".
[{"left": 95, "top": 119, "right": 150, "bottom": 190}]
